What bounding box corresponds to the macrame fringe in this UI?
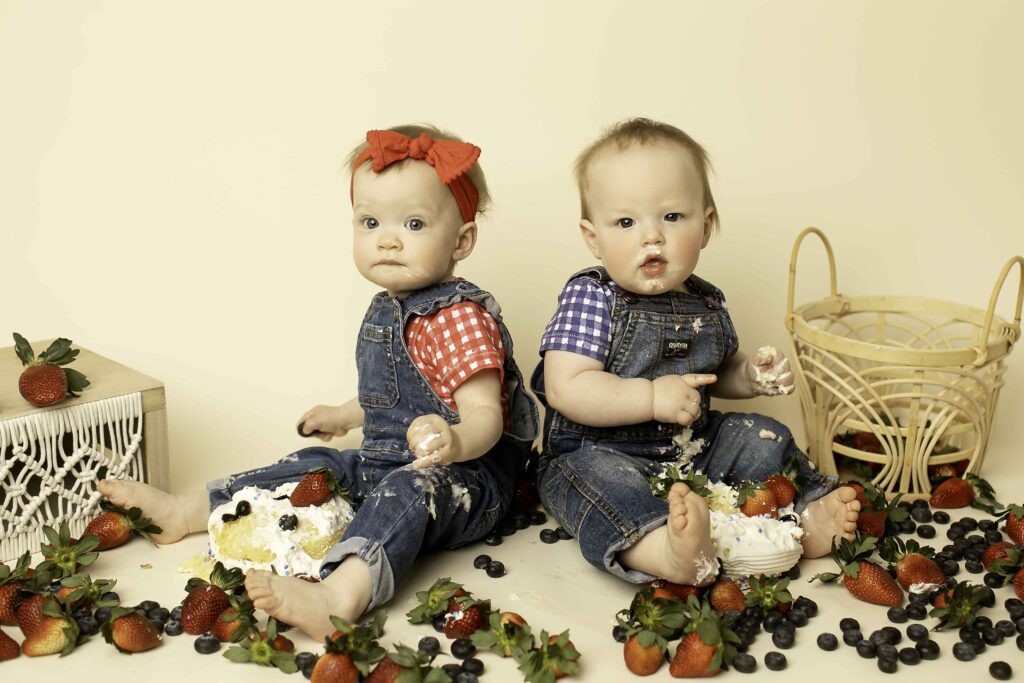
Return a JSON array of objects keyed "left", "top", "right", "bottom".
[{"left": 1, "top": 392, "right": 145, "bottom": 560}]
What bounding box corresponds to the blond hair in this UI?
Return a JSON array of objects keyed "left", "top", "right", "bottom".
[
  {"left": 346, "top": 123, "right": 492, "bottom": 216},
  {"left": 574, "top": 118, "right": 719, "bottom": 230}
]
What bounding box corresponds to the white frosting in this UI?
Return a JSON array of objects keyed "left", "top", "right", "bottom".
[
  {"left": 672, "top": 428, "right": 706, "bottom": 466},
  {"left": 208, "top": 483, "right": 354, "bottom": 577},
  {"left": 909, "top": 582, "right": 943, "bottom": 594},
  {"left": 705, "top": 481, "right": 739, "bottom": 514},
  {"left": 709, "top": 509, "right": 804, "bottom": 578},
  {"left": 753, "top": 346, "right": 795, "bottom": 396}
]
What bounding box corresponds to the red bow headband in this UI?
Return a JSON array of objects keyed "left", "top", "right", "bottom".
[{"left": 350, "top": 130, "right": 481, "bottom": 223}]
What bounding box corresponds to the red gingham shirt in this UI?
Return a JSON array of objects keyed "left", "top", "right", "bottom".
[{"left": 405, "top": 301, "right": 510, "bottom": 428}]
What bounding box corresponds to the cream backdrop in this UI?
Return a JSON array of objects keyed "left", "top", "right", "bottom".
[{"left": 2, "top": 1, "right": 1022, "bottom": 495}]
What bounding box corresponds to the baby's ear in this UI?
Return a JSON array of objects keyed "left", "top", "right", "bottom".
[
  {"left": 701, "top": 206, "right": 715, "bottom": 248},
  {"left": 452, "top": 221, "right": 478, "bottom": 262},
  {"left": 579, "top": 219, "right": 602, "bottom": 260}
]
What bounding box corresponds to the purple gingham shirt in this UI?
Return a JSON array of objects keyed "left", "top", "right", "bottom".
[{"left": 539, "top": 278, "right": 615, "bottom": 363}]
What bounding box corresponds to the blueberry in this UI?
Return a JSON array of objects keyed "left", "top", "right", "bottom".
[
  {"left": 996, "top": 620, "right": 1017, "bottom": 638},
  {"left": 969, "top": 534, "right": 987, "bottom": 546},
  {"left": 483, "top": 533, "right": 503, "bottom": 546},
  {"left": 278, "top": 514, "right": 298, "bottom": 531},
  {"left": 966, "top": 560, "right": 984, "bottom": 573},
  {"left": 462, "top": 657, "right": 485, "bottom": 675},
  {"left": 843, "top": 629, "right": 863, "bottom": 646},
  {"left": 72, "top": 604, "right": 93, "bottom": 620},
  {"left": 911, "top": 507, "right": 933, "bottom": 523},
  {"left": 556, "top": 527, "right": 572, "bottom": 540},
  {"left": 941, "top": 559, "right": 960, "bottom": 577},
  {"left": 816, "top": 632, "right": 838, "bottom": 651},
  {"left": 1017, "top": 617, "right": 1024, "bottom": 635},
  {"left": 170, "top": 605, "right": 182, "bottom": 621},
  {"left": 764, "top": 652, "right": 787, "bottom": 671},
  {"left": 763, "top": 612, "right": 782, "bottom": 632},
  {"left": 221, "top": 513, "right": 238, "bottom": 523},
  {"left": 76, "top": 615, "right": 99, "bottom": 636},
  {"left": 839, "top": 617, "right": 861, "bottom": 633},
  {"left": 456, "top": 670, "right": 479, "bottom": 683},
  {"left": 887, "top": 607, "right": 908, "bottom": 624},
  {"left": 979, "top": 587, "right": 997, "bottom": 608},
  {"left": 985, "top": 530, "right": 1004, "bottom": 544},
  {"left": 991, "top": 661, "right": 1013, "bottom": 681},
  {"left": 882, "top": 626, "right": 903, "bottom": 644},
  {"left": 612, "top": 625, "right": 627, "bottom": 643},
  {"left": 947, "top": 526, "right": 965, "bottom": 541},
  {"left": 473, "top": 554, "right": 491, "bottom": 569},
  {"left": 451, "top": 638, "right": 476, "bottom": 659},
  {"left": 898, "top": 520, "right": 917, "bottom": 535},
  {"left": 513, "top": 514, "right": 530, "bottom": 530},
  {"left": 1017, "top": 634, "right": 1024, "bottom": 651},
  {"left": 540, "top": 528, "right": 559, "bottom": 544},
  {"left": 857, "top": 640, "right": 877, "bottom": 658},
  {"left": 906, "top": 603, "right": 928, "bottom": 620},
  {"left": 982, "top": 627, "right": 1003, "bottom": 646},
  {"left": 917, "top": 524, "right": 936, "bottom": 539},
  {"left": 906, "top": 624, "right": 928, "bottom": 642},
  {"left": 194, "top": 633, "right": 220, "bottom": 654},
  {"left": 742, "top": 617, "right": 763, "bottom": 634},
  {"left": 960, "top": 626, "right": 980, "bottom": 641},
  {"left": 148, "top": 607, "right": 171, "bottom": 623},
  {"left": 500, "top": 523, "right": 517, "bottom": 537},
  {"left": 772, "top": 629, "right": 794, "bottom": 649},
  {"left": 974, "top": 615, "right": 994, "bottom": 630},
  {"left": 961, "top": 517, "right": 979, "bottom": 531},
  {"left": 984, "top": 572, "right": 1005, "bottom": 588},
  {"left": 979, "top": 519, "right": 997, "bottom": 532},
  {"left": 164, "top": 619, "right": 183, "bottom": 636},
  {"left": 432, "top": 614, "right": 446, "bottom": 633},
  {"left": 964, "top": 546, "right": 984, "bottom": 562},
  {"left": 793, "top": 596, "right": 817, "bottom": 617},
  {"left": 94, "top": 607, "right": 112, "bottom": 624},
  {"left": 932, "top": 510, "right": 950, "bottom": 524},
  {"left": 99, "top": 591, "right": 120, "bottom": 604},
  {"left": 952, "top": 641, "right": 976, "bottom": 661},
  {"left": 296, "top": 652, "right": 318, "bottom": 679},
  {"left": 733, "top": 652, "right": 757, "bottom": 673},
  {"left": 898, "top": 646, "right": 920, "bottom": 665},
  {"left": 877, "top": 657, "right": 898, "bottom": 674},
  {"left": 786, "top": 609, "right": 808, "bottom": 628},
  {"left": 418, "top": 636, "right": 440, "bottom": 655},
  {"left": 1005, "top": 597, "right": 1024, "bottom": 613},
  {"left": 744, "top": 606, "right": 764, "bottom": 621},
  {"left": 916, "top": 638, "right": 940, "bottom": 660},
  {"left": 486, "top": 560, "right": 506, "bottom": 578},
  {"left": 785, "top": 564, "right": 802, "bottom": 581},
  {"left": 908, "top": 590, "right": 932, "bottom": 605},
  {"left": 529, "top": 510, "right": 547, "bottom": 526},
  {"left": 442, "top": 664, "right": 463, "bottom": 678},
  {"left": 235, "top": 500, "right": 251, "bottom": 517}
]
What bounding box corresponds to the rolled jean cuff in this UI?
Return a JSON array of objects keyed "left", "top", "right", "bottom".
[
  {"left": 602, "top": 513, "right": 669, "bottom": 584},
  {"left": 207, "top": 476, "right": 236, "bottom": 510},
  {"left": 794, "top": 474, "right": 840, "bottom": 513},
  {"left": 320, "top": 536, "right": 395, "bottom": 612}
]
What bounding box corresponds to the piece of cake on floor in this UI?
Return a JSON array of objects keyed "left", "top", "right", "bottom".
[{"left": 207, "top": 482, "right": 354, "bottom": 578}]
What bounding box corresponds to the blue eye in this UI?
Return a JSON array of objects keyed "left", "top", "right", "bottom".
[
  {"left": 616, "top": 218, "right": 635, "bottom": 229},
  {"left": 362, "top": 217, "right": 379, "bottom": 230},
  {"left": 405, "top": 218, "right": 424, "bottom": 231},
  {"left": 665, "top": 213, "right": 683, "bottom": 222}
]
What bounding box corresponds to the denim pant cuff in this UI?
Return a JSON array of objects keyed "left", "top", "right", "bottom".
[
  {"left": 320, "top": 536, "right": 395, "bottom": 613},
  {"left": 794, "top": 474, "right": 840, "bottom": 514},
  {"left": 603, "top": 513, "right": 670, "bottom": 584},
  {"left": 207, "top": 477, "right": 235, "bottom": 510}
]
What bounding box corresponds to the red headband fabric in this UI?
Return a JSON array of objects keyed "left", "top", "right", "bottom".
[{"left": 350, "top": 130, "right": 481, "bottom": 223}]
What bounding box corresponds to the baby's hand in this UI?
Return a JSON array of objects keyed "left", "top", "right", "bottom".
[
  {"left": 748, "top": 346, "right": 795, "bottom": 397},
  {"left": 407, "top": 414, "right": 459, "bottom": 469},
  {"left": 652, "top": 374, "right": 717, "bottom": 426},
  {"left": 296, "top": 404, "right": 349, "bottom": 442}
]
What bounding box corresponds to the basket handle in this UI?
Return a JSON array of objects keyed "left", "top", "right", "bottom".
[
  {"left": 973, "top": 255, "right": 1024, "bottom": 365},
  {"left": 786, "top": 227, "right": 839, "bottom": 332}
]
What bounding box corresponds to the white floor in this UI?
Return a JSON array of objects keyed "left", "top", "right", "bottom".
[{"left": 3, "top": 451, "right": 1023, "bottom": 683}]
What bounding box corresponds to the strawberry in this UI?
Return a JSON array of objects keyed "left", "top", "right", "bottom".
[
  {"left": 1000, "top": 504, "right": 1024, "bottom": 545},
  {"left": 16, "top": 594, "right": 48, "bottom": 638},
  {"left": 879, "top": 537, "right": 944, "bottom": 591},
  {"left": 180, "top": 561, "right": 244, "bottom": 635},
  {"left": 667, "top": 596, "right": 739, "bottom": 677},
  {"left": 37, "top": 521, "right": 100, "bottom": 579},
  {"left": 708, "top": 579, "right": 745, "bottom": 614},
  {"left": 651, "top": 581, "right": 702, "bottom": 602},
  {"left": 406, "top": 577, "right": 465, "bottom": 624},
  {"left": 54, "top": 574, "right": 117, "bottom": 611},
  {"left": 443, "top": 598, "right": 488, "bottom": 640},
  {"left": 0, "top": 627, "right": 20, "bottom": 661},
  {"left": 315, "top": 613, "right": 387, "bottom": 681},
  {"left": 843, "top": 481, "right": 869, "bottom": 509},
  {"left": 223, "top": 619, "right": 298, "bottom": 672},
  {"left": 624, "top": 633, "right": 663, "bottom": 676},
  {"left": 929, "top": 581, "right": 989, "bottom": 630},
  {"left": 312, "top": 652, "right": 361, "bottom": 683},
  {"left": 612, "top": 586, "right": 686, "bottom": 675},
  {"left": 211, "top": 595, "right": 257, "bottom": 643},
  {"left": 990, "top": 547, "right": 1024, "bottom": 600},
  {"left": 813, "top": 535, "right": 903, "bottom": 606},
  {"left": 13, "top": 334, "right": 89, "bottom": 407},
  {"left": 102, "top": 606, "right": 161, "bottom": 653},
  {"left": 745, "top": 575, "right": 793, "bottom": 615},
  {"left": 0, "top": 552, "right": 32, "bottom": 626},
  {"left": 517, "top": 630, "right": 580, "bottom": 681},
  {"left": 929, "top": 473, "right": 1003, "bottom": 514},
  {"left": 471, "top": 611, "right": 534, "bottom": 658},
  {"left": 84, "top": 500, "right": 163, "bottom": 550},
  {"left": 22, "top": 616, "right": 79, "bottom": 657},
  {"left": 856, "top": 483, "right": 909, "bottom": 539},
  {"left": 737, "top": 481, "right": 778, "bottom": 518},
  {"left": 365, "top": 643, "right": 444, "bottom": 683},
  {"left": 850, "top": 431, "right": 884, "bottom": 453},
  {"left": 290, "top": 467, "right": 341, "bottom": 507},
  {"left": 762, "top": 455, "right": 803, "bottom": 508},
  {"left": 982, "top": 541, "right": 1014, "bottom": 570}
]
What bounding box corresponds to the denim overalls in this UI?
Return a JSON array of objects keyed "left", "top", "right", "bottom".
[
  {"left": 531, "top": 267, "right": 836, "bottom": 583},
  {"left": 208, "top": 279, "right": 539, "bottom": 610}
]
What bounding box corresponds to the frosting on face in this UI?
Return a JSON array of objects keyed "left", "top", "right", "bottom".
[{"left": 208, "top": 483, "right": 354, "bottom": 577}]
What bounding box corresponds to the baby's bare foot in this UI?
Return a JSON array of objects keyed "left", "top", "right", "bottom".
[
  {"left": 663, "top": 483, "right": 718, "bottom": 586},
  {"left": 800, "top": 486, "right": 861, "bottom": 558},
  {"left": 97, "top": 479, "right": 206, "bottom": 544},
  {"left": 245, "top": 570, "right": 360, "bottom": 642}
]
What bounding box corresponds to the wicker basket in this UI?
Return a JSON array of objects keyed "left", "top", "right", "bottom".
[{"left": 784, "top": 228, "right": 1022, "bottom": 499}]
